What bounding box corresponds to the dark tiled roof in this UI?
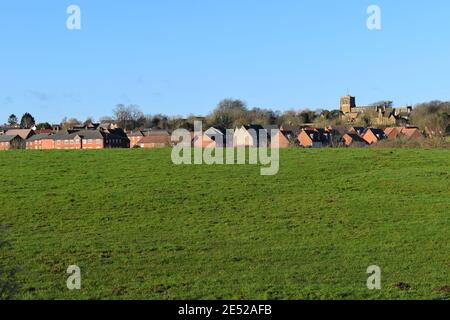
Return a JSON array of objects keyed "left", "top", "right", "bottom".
[
  {"left": 74, "top": 130, "right": 104, "bottom": 139},
  {"left": 345, "top": 133, "right": 368, "bottom": 144},
  {"left": 351, "top": 127, "right": 366, "bottom": 136},
  {"left": 364, "top": 128, "right": 387, "bottom": 139},
  {"left": 105, "top": 128, "right": 128, "bottom": 138},
  {"left": 51, "top": 131, "right": 72, "bottom": 140},
  {"left": 0, "top": 135, "right": 20, "bottom": 142},
  {"left": 331, "top": 125, "right": 351, "bottom": 136},
  {"left": 34, "top": 129, "right": 52, "bottom": 135},
  {"left": 302, "top": 129, "right": 323, "bottom": 142},
  {"left": 281, "top": 125, "right": 301, "bottom": 135},
  {"left": 27, "top": 133, "right": 52, "bottom": 141}
]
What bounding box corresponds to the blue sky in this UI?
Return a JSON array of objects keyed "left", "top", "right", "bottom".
[{"left": 0, "top": 0, "right": 449, "bottom": 123}]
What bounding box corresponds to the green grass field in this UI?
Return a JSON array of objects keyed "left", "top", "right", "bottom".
[{"left": 0, "top": 148, "right": 449, "bottom": 300}]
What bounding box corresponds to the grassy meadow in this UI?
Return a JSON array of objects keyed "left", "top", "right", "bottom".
[{"left": 0, "top": 148, "right": 449, "bottom": 300}]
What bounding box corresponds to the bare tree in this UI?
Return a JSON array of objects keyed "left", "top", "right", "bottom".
[
  {"left": 411, "top": 101, "right": 450, "bottom": 137},
  {"left": 113, "top": 104, "right": 144, "bottom": 130},
  {"left": 61, "top": 118, "right": 81, "bottom": 130}
]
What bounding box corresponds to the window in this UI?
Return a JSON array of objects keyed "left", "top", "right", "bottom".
[
  {"left": 96, "top": 139, "right": 101, "bottom": 144},
  {"left": 88, "top": 139, "right": 92, "bottom": 144},
  {"left": 83, "top": 139, "right": 87, "bottom": 144},
  {"left": 75, "top": 139, "right": 80, "bottom": 144},
  {"left": 65, "top": 140, "right": 69, "bottom": 144}
]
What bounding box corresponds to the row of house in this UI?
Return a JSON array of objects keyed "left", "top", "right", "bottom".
[
  {"left": 194, "top": 125, "right": 424, "bottom": 149},
  {"left": 280, "top": 126, "right": 422, "bottom": 148},
  {"left": 0, "top": 122, "right": 424, "bottom": 150},
  {"left": 0, "top": 124, "right": 172, "bottom": 150}
]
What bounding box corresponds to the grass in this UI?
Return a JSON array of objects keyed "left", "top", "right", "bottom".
[{"left": 0, "top": 148, "right": 449, "bottom": 300}]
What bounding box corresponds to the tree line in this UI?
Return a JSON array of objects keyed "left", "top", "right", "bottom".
[{"left": 4, "top": 99, "right": 449, "bottom": 137}]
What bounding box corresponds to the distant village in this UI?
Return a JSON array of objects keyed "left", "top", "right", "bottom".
[{"left": 0, "top": 96, "right": 447, "bottom": 151}]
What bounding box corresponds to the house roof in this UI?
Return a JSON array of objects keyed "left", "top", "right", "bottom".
[
  {"left": 397, "top": 112, "right": 411, "bottom": 118},
  {"left": 104, "top": 128, "right": 128, "bottom": 138},
  {"left": 0, "top": 135, "right": 20, "bottom": 142},
  {"left": 127, "top": 130, "right": 144, "bottom": 137},
  {"left": 344, "top": 133, "right": 368, "bottom": 144},
  {"left": 401, "top": 128, "right": 422, "bottom": 138},
  {"left": 146, "top": 130, "right": 170, "bottom": 136},
  {"left": 5, "top": 129, "right": 34, "bottom": 139},
  {"left": 384, "top": 127, "right": 398, "bottom": 136},
  {"left": 27, "top": 133, "right": 53, "bottom": 141},
  {"left": 330, "top": 125, "right": 350, "bottom": 136},
  {"left": 364, "top": 128, "right": 387, "bottom": 140},
  {"left": 51, "top": 130, "right": 71, "bottom": 140},
  {"left": 205, "top": 127, "right": 226, "bottom": 136},
  {"left": 34, "top": 129, "right": 53, "bottom": 135},
  {"left": 278, "top": 129, "right": 298, "bottom": 142},
  {"left": 75, "top": 130, "right": 104, "bottom": 139},
  {"left": 138, "top": 135, "right": 170, "bottom": 144},
  {"left": 350, "top": 127, "right": 366, "bottom": 136},
  {"left": 51, "top": 130, "right": 103, "bottom": 140},
  {"left": 301, "top": 129, "right": 324, "bottom": 142},
  {"left": 280, "top": 125, "right": 301, "bottom": 135}
]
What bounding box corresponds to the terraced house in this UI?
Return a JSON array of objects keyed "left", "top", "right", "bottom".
[
  {"left": 26, "top": 133, "right": 56, "bottom": 150},
  {"left": 29, "top": 127, "right": 130, "bottom": 150}
]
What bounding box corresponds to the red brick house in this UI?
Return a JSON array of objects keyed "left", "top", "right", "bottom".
[
  {"left": 26, "top": 133, "right": 55, "bottom": 150},
  {"left": 137, "top": 130, "right": 171, "bottom": 148},
  {"left": 0, "top": 135, "right": 26, "bottom": 150},
  {"left": 53, "top": 132, "right": 83, "bottom": 149},
  {"left": 52, "top": 128, "right": 129, "bottom": 149}
]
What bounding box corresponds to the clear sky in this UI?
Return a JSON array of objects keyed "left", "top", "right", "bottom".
[{"left": 1, "top": 0, "right": 449, "bottom": 123}]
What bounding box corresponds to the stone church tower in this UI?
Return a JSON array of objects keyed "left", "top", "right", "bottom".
[{"left": 340, "top": 95, "right": 356, "bottom": 114}]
